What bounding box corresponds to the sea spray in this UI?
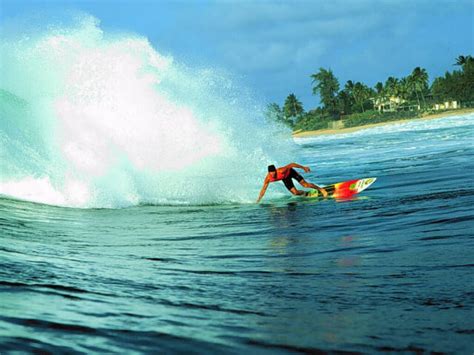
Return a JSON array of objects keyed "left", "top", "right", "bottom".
[{"left": 0, "top": 14, "right": 295, "bottom": 207}]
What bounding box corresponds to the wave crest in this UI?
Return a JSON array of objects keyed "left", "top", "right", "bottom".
[{"left": 0, "top": 14, "right": 293, "bottom": 208}]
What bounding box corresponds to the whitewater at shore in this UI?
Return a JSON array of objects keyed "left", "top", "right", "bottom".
[{"left": 293, "top": 108, "right": 474, "bottom": 138}]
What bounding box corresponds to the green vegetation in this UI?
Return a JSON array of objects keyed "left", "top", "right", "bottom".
[
  {"left": 291, "top": 108, "right": 332, "bottom": 131},
  {"left": 343, "top": 110, "right": 419, "bottom": 128},
  {"left": 431, "top": 56, "right": 474, "bottom": 103},
  {"left": 266, "top": 55, "right": 474, "bottom": 132},
  {"left": 265, "top": 93, "right": 305, "bottom": 128},
  {"left": 311, "top": 68, "right": 339, "bottom": 117}
]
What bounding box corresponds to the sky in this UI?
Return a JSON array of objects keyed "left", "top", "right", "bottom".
[{"left": 1, "top": 0, "right": 473, "bottom": 109}]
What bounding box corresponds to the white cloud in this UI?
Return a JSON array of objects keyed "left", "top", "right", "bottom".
[
  {"left": 177, "top": 1, "right": 388, "bottom": 76},
  {"left": 220, "top": 41, "right": 292, "bottom": 71},
  {"left": 294, "top": 39, "right": 327, "bottom": 65},
  {"left": 161, "top": 0, "right": 473, "bottom": 106}
]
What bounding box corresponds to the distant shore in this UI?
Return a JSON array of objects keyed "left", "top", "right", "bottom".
[{"left": 292, "top": 108, "right": 474, "bottom": 138}]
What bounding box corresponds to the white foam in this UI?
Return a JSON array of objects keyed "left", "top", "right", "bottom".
[
  {"left": 295, "top": 113, "right": 474, "bottom": 144},
  {"left": 0, "top": 14, "right": 294, "bottom": 207}
]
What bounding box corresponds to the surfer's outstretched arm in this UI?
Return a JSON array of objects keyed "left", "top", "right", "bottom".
[
  {"left": 285, "top": 162, "right": 310, "bottom": 172},
  {"left": 256, "top": 180, "right": 270, "bottom": 203}
]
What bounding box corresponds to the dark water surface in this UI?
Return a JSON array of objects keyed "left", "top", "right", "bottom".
[{"left": 1, "top": 114, "right": 474, "bottom": 354}]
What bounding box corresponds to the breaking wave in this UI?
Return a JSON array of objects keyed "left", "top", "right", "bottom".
[{"left": 0, "top": 14, "right": 294, "bottom": 208}]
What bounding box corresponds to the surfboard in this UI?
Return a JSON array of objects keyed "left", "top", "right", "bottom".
[{"left": 307, "top": 177, "right": 376, "bottom": 199}]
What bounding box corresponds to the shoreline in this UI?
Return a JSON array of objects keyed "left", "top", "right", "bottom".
[{"left": 292, "top": 108, "right": 474, "bottom": 138}]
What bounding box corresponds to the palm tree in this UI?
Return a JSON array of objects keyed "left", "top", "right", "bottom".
[
  {"left": 283, "top": 94, "right": 304, "bottom": 126},
  {"left": 454, "top": 55, "right": 473, "bottom": 66},
  {"left": 336, "top": 90, "right": 351, "bottom": 115},
  {"left": 352, "top": 82, "right": 372, "bottom": 113},
  {"left": 384, "top": 77, "right": 399, "bottom": 98},
  {"left": 406, "top": 75, "right": 420, "bottom": 108},
  {"left": 374, "top": 82, "right": 385, "bottom": 110},
  {"left": 455, "top": 55, "right": 467, "bottom": 66},
  {"left": 409, "top": 67, "right": 429, "bottom": 108},
  {"left": 383, "top": 77, "right": 402, "bottom": 110},
  {"left": 345, "top": 80, "right": 355, "bottom": 94},
  {"left": 375, "top": 82, "right": 384, "bottom": 95},
  {"left": 311, "top": 68, "right": 340, "bottom": 116},
  {"left": 398, "top": 77, "right": 411, "bottom": 102}
]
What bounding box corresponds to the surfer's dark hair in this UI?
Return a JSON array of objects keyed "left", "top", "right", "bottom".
[{"left": 267, "top": 165, "right": 276, "bottom": 172}]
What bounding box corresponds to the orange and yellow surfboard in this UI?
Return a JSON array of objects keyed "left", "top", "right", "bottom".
[{"left": 307, "top": 177, "right": 376, "bottom": 199}]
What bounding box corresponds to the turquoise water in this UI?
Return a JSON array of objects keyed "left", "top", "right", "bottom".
[
  {"left": 1, "top": 113, "right": 474, "bottom": 353},
  {"left": 1, "top": 15, "right": 473, "bottom": 354}
]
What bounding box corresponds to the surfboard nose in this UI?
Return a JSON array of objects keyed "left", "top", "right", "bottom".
[{"left": 356, "top": 178, "right": 376, "bottom": 192}]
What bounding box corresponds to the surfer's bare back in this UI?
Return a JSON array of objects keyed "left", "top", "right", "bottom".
[{"left": 256, "top": 163, "right": 328, "bottom": 203}]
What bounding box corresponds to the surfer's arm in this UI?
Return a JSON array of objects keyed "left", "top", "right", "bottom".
[
  {"left": 285, "top": 162, "right": 310, "bottom": 173},
  {"left": 256, "top": 178, "right": 270, "bottom": 203}
]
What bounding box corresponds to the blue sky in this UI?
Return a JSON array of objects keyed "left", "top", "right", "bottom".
[{"left": 1, "top": 0, "right": 473, "bottom": 109}]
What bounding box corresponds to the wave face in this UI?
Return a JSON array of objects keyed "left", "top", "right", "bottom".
[
  {"left": 0, "top": 15, "right": 293, "bottom": 208},
  {"left": 1, "top": 113, "right": 473, "bottom": 354}
]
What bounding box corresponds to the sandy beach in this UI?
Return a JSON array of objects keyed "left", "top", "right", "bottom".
[{"left": 293, "top": 108, "right": 474, "bottom": 138}]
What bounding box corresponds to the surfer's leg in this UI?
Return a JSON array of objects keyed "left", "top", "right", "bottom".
[
  {"left": 299, "top": 179, "right": 328, "bottom": 198},
  {"left": 283, "top": 176, "right": 307, "bottom": 195},
  {"left": 286, "top": 170, "right": 309, "bottom": 195},
  {"left": 292, "top": 170, "right": 315, "bottom": 190},
  {"left": 299, "top": 179, "right": 318, "bottom": 189},
  {"left": 289, "top": 187, "right": 306, "bottom": 196}
]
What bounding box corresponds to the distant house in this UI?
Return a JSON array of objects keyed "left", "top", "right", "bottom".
[
  {"left": 433, "top": 101, "right": 458, "bottom": 110},
  {"left": 372, "top": 96, "right": 406, "bottom": 112}
]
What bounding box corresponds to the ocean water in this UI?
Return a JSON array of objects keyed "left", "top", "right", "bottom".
[
  {"left": 1, "top": 15, "right": 474, "bottom": 354},
  {"left": 2, "top": 113, "right": 474, "bottom": 354}
]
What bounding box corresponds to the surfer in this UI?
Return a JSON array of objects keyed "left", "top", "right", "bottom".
[{"left": 256, "top": 163, "right": 328, "bottom": 203}]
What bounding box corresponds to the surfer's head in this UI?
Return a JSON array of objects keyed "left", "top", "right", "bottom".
[{"left": 267, "top": 165, "right": 277, "bottom": 178}]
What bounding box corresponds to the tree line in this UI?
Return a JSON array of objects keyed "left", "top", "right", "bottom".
[{"left": 266, "top": 55, "right": 474, "bottom": 130}]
